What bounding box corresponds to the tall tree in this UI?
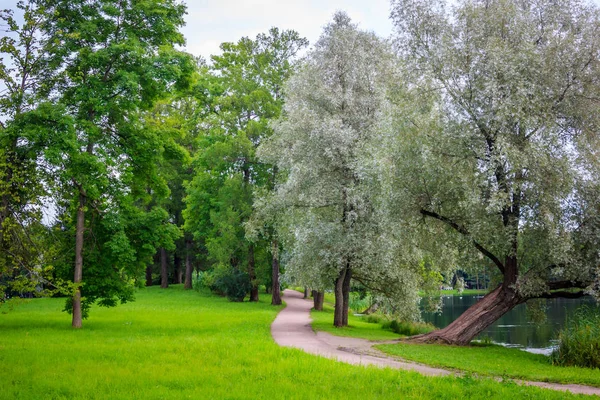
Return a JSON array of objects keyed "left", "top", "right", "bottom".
[
  {"left": 184, "top": 28, "right": 307, "bottom": 302},
  {"left": 258, "top": 13, "right": 406, "bottom": 326},
  {"left": 388, "top": 0, "right": 600, "bottom": 344},
  {"left": 37, "top": 0, "right": 194, "bottom": 327}
]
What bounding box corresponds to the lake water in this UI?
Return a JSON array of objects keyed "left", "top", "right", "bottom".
[{"left": 421, "top": 295, "right": 595, "bottom": 354}]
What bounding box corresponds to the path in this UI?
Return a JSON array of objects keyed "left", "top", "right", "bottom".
[{"left": 271, "top": 289, "right": 600, "bottom": 396}]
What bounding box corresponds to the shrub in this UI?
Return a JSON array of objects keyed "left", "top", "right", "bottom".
[
  {"left": 382, "top": 319, "right": 436, "bottom": 336},
  {"left": 212, "top": 268, "right": 251, "bottom": 302},
  {"left": 551, "top": 305, "right": 600, "bottom": 369}
]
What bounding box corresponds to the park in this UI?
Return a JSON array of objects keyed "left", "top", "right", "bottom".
[{"left": 1, "top": 0, "right": 599, "bottom": 398}]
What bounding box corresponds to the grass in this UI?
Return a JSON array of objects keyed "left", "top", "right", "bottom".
[
  {"left": 0, "top": 285, "right": 591, "bottom": 399},
  {"left": 377, "top": 342, "right": 600, "bottom": 388},
  {"left": 310, "top": 304, "right": 402, "bottom": 341}
]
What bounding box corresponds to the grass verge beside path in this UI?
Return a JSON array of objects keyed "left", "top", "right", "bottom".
[
  {"left": 310, "top": 304, "right": 402, "bottom": 341},
  {"left": 377, "top": 342, "right": 600, "bottom": 388},
  {"left": 0, "top": 285, "right": 590, "bottom": 399}
]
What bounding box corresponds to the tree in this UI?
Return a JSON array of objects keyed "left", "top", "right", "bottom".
[
  {"left": 388, "top": 0, "right": 600, "bottom": 344},
  {"left": 37, "top": 0, "right": 194, "bottom": 327},
  {"left": 259, "top": 13, "right": 408, "bottom": 326},
  {"left": 184, "top": 28, "right": 307, "bottom": 302}
]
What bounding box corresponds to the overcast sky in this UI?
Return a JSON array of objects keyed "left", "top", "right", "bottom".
[
  {"left": 0, "top": 0, "right": 599, "bottom": 60},
  {"left": 180, "top": 0, "right": 393, "bottom": 59}
]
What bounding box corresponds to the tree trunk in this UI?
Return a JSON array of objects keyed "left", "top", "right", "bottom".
[
  {"left": 72, "top": 192, "right": 85, "bottom": 329},
  {"left": 271, "top": 239, "right": 281, "bottom": 306},
  {"left": 184, "top": 239, "right": 193, "bottom": 290},
  {"left": 174, "top": 253, "right": 182, "bottom": 284},
  {"left": 145, "top": 265, "right": 153, "bottom": 287},
  {"left": 342, "top": 266, "right": 352, "bottom": 326},
  {"left": 160, "top": 247, "right": 168, "bottom": 288},
  {"left": 304, "top": 287, "right": 310, "bottom": 298},
  {"left": 248, "top": 244, "right": 259, "bottom": 302},
  {"left": 407, "top": 285, "right": 524, "bottom": 345},
  {"left": 362, "top": 301, "right": 379, "bottom": 315},
  {"left": 314, "top": 290, "right": 324, "bottom": 311},
  {"left": 333, "top": 265, "right": 349, "bottom": 327}
]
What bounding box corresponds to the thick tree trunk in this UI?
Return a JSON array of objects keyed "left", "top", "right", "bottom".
[
  {"left": 72, "top": 192, "right": 85, "bottom": 329},
  {"left": 248, "top": 244, "right": 259, "bottom": 302},
  {"left": 407, "top": 285, "right": 524, "bottom": 345},
  {"left": 173, "top": 253, "right": 182, "bottom": 284},
  {"left": 342, "top": 267, "right": 352, "bottom": 326},
  {"left": 271, "top": 239, "right": 281, "bottom": 306},
  {"left": 160, "top": 248, "right": 168, "bottom": 288},
  {"left": 184, "top": 239, "right": 193, "bottom": 290},
  {"left": 334, "top": 265, "right": 349, "bottom": 327},
  {"left": 314, "top": 291, "right": 324, "bottom": 311}
]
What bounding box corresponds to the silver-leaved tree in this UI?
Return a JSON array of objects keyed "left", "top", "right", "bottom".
[{"left": 384, "top": 0, "right": 600, "bottom": 344}]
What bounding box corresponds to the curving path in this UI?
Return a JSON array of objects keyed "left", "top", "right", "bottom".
[{"left": 271, "top": 289, "right": 600, "bottom": 396}]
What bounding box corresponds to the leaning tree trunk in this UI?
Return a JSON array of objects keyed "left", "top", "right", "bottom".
[
  {"left": 248, "top": 244, "right": 259, "bottom": 302},
  {"left": 160, "top": 248, "right": 168, "bottom": 288},
  {"left": 334, "top": 265, "right": 350, "bottom": 327},
  {"left": 314, "top": 291, "right": 324, "bottom": 311},
  {"left": 184, "top": 239, "right": 193, "bottom": 290},
  {"left": 271, "top": 239, "right": 281, "bottom": 306},
  {"left": 72, "top": 191, "right": 86, "bottom": 329},
  {"left": 407, "top": 285, "right": 524, "bottom": 345}
]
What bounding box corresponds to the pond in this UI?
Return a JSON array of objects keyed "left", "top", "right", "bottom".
[{"left": 421, "top": 294, "right": 596, "bottom": 354}]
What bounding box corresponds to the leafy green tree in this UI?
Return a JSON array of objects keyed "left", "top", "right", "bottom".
[
  {"left": 388, "top": 0, "right": 600, "bottom": 344},
  {"left": 184, "top": 28, "right": 307, "bottom": 302},
  {"left": 258, "top": 13, "right": 422, "bottom": 326},
  {"left": 0, "top": 2, "right": 69, "bottom": 301},
  {"left": 35, "top": 0, "right": 194, "bottom": 327}
]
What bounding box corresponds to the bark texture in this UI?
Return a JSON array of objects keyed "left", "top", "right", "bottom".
[
  {"left": 72, "top": 192, "right": 85, "bottom": 328},
  {"left": 407, "top": 285, "right": 523, "bottom": 345},
  {"left": 271, "top": 239, "right": 281, "bottom": 306},
  {"left": 333, "top": 265, "right": 351, "bottom": 327},
  {"left": 313, "top": 291, "right": 324, "bottom": 311},
  {"left": 160, "top": 247, "right": 168, "bottom": 288},
  {"left": 248, "top": 244, "right": 259, "bottom": 302},
  {"left": 184, "top": 239, "right": 193, "bottom": 290}
]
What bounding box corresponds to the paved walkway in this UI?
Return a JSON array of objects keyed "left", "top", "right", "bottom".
[{"left": 271, "top": 289, "right": 600, "bottom": 396}]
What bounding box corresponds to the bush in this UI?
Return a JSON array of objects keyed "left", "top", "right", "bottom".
[
  {"left": 382, "top": 320, "right": 436, "bottom": 336},
  {"left": 212, "top": 268, "right": 251, "bottom": 302},
  {"left": 551, "top": 305, "right": 600, "bottom": 369}
]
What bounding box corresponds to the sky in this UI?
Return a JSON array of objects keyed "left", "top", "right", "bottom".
[{"left": 179, "top": 0, "right": 393, "bottom": 59}]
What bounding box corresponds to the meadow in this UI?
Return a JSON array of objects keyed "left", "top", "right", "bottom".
[{"left": 0, "top": 286, "right": 592, "bottom": 399}]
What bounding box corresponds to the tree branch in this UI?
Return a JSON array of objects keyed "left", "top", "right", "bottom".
[
  {"left": 420, "top": 209, "right": 505, "bottom": 274},
  {"left": 547, "top": 280, "right": 591, "bottom": 290},
  {"left": 536, "top": 291, "right": 587, "bottom": 299}
]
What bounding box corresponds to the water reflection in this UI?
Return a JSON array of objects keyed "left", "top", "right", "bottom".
[{"left": 421, "top": 295, "right": 595, "bottom": 350}]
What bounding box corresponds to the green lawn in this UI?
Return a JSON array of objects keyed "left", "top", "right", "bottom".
[
  {"left": 310, "top": 304, "right": 402, "bottom": 341},
  {"left": 377, "top": 342, "right": 600, "bottom": 388},
  {"left": 0, "top": 285, "right": 590, "bottom": 399}
]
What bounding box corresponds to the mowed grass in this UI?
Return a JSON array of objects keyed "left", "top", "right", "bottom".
[
  {"left": 0, "top": 285, "right": 590, "bottom": 399},
  {"left": 377, "top": 342, "right": 600, "bottom": 388},
  {"left": 310, "top": 304, "right": 402, "bottom": 341}
]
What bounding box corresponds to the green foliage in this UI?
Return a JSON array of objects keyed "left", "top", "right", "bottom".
[
  {"left": 551, "top": 305, "right": 600, "bottom": 369},
  {"left": 212, "top": 268, "right": 252, "bottom": 302},
  {"left": 378, "top": 342, "right": 600, "bottom": 387},
  {"left": 0, "top": 286, "right": 578, "bottom": 399}
]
